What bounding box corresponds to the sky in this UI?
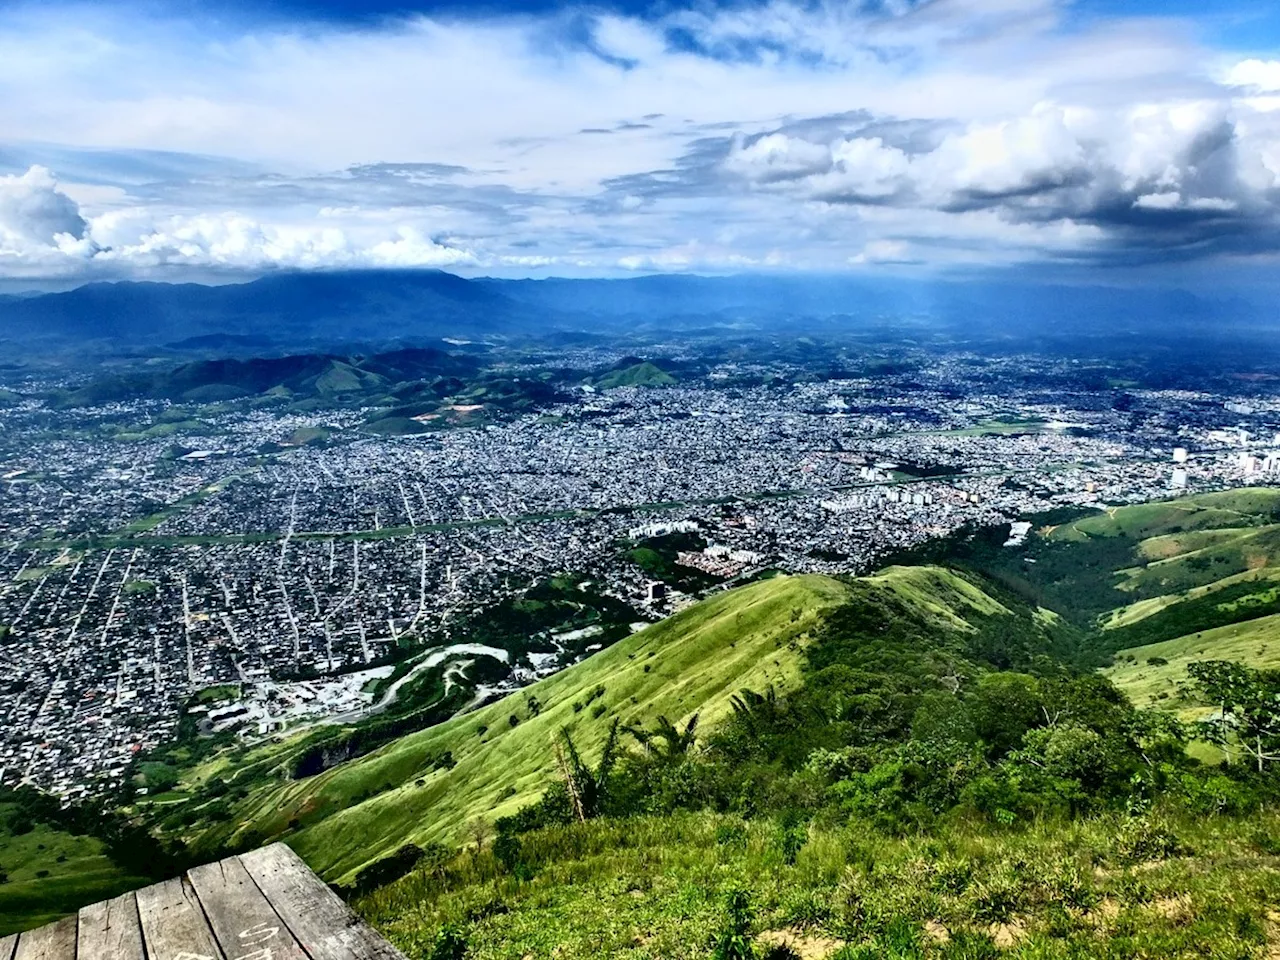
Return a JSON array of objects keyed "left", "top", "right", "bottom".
[{"left": 3, "top": 0, "right": 1280, "bottom": 284}]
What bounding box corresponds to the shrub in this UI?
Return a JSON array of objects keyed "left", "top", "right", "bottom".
[
  {"left": 1178, "top": 773, "right": 1257, "bottom": 816},
  {"left": 426, "top": 924, "right": 467, "bottom": 960},
  {"left": 712, "top": 886, "right": 757, "bottom": 960},
  {"left": 965, "top": 867, "right": 1022, "bottom": 923},
  {"left": 777, "top": 812, "right": 809, "bottom": 865},
  {"left": 716, "top": 822, "right": 748, "bottom": 848},
  {"left": 1114, "top": 816, "right": 1187, "bottom": 865}
]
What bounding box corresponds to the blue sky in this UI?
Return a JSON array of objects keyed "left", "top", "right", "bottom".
[{"left": 2, "top": 0, "right": 1280, "bottom": 284}]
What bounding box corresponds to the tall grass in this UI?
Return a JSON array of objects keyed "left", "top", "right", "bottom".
[{"left": 357, "top": 806, "right": 1280, "bottom": 959}]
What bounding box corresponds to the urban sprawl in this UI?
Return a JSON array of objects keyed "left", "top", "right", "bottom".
[{"left": 1, "top": 350, "right": 1277, "bottom": 798}]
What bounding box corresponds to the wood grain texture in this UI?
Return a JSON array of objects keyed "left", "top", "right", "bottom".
[
  {"left": 15, "top": 845, "right": 404, "bottom": 960},
  {"left": 187, "top": 856, "right": 310, "bottom": 960},
  {"left": 12, "top": 915, "right": 76, "bottom": 960},
  {"left": 79, "top": 891, "right": 144, "bottom": 960},
  {"left": 136, "top": 876, "right": 225, "bottom": 960},
  {"left": 240, "top": 845, "right": 404, "bottom": 960}
]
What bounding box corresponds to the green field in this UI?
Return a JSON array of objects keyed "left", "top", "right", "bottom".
[
  {"left": 163, "top": 574, "right": 851, "bottom": 883},
  {"left": 358, "top": 808, "right": 1280, "bottom": 960},
  {"left": 11, "top": 492, "right": 1280, "bottom": 948},
  {"left": 1104, "top": 613, "right": 1280, "bottom": 712},
  {"left": 0, "top": 808, "right": 145, "bottom": 935}
]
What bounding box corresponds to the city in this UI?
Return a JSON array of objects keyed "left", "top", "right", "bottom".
[{"left": 2, "top": 344, "right": 1276, "bottom": 799}]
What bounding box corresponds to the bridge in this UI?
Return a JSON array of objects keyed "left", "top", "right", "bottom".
[{"left": 0, "top": 845, "right": 405, "bottom": 960}]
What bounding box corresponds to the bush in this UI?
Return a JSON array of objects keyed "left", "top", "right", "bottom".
[
  {"left": 1178, "top": 773, "right": 1257, "bottom": 816},
  {"left": 712, "top": 886, "right": 756, "bottom": 960},
  {"left": 426, "top": 924, "right": 467, "bottom": 960},
  {"left": 715, "top": 822, "right": 748, "bottom": 848},
  {"left": 1114, "top": 816, "right": 1187, "bottom": 865},
  {"left": 351, "top": 842, "right": 451, "bottom": 894},
  {"left": 776, "top": 812, "right": 808, "bottom": 865}
]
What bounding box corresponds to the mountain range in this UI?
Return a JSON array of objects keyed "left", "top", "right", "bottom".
[{"left": 1, "top": 270, "right": 1274, "bottom": 357}]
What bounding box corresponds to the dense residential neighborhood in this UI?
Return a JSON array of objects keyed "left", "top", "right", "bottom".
[{"left": 1, "top": 347, "right": 1277, "bottom": 797}]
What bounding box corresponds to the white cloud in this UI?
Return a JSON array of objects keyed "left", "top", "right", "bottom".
[
  {"left": 850, "top": 239, "right": 916, "bottom": 264},
  {"left": 1226, "top": 59, "right": 1280, "bottom": 92},
  {"left": 725, "top": 133, "right": 832, "bottom": 184},
  {"left": 921, "top": 106, "right": 1087, "bottom": 201},
  {"left": 0, "top": 4, "right": 1279, "bottom": 277},
  {"left": 0, "top": 166, "right": 87, "bottom": 250},
  {"left": 812, "top": 137, "right": 912, "bottom": 202},
  {"left": 0, "top": 175, "right": 476, "bottom": 275}
]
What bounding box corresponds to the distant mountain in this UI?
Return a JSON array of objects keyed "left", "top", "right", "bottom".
[
  {"left": 1, "top": 268, "right": 1275, "bottom": 359},
  {"left": 51, "top": 346, "right": 480, "bottom": 408},
  {"left": 0, "top": 271, "right": 529, "bottom": 349},
  {"left": 594, "top": 359, "right": 676, "bottom": 389}
]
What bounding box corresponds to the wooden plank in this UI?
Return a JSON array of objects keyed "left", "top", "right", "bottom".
[
  {"left": 187, "top": 856, "right": 310, "bottom": 960},
  {"left": 239, "top": 845, "right": 404, "bottom": 960},
  {"left": 136, "top": 876, "right": 225, "bottom": 960},
  {"left": 79, "top": 891, "right": 145, "bottom": 960},
  {"left": 0, "top": 933, "right": 19, "bottom": 960},
  {"left": 12, "top": 915, "right": 76, "bottom": 960}
]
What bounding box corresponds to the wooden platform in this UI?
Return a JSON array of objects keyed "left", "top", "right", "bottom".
[{"left": 0, "top": 844, "right": 405, "bottom": 960}]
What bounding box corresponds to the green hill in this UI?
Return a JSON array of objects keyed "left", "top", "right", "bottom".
[
  {"left": 339, "top": 549, "right": 1280, "bottom": 960},
  {"left": 163, "top": 574, "right": 850, "bottom": 882},
  {"left": 1104, "top": 613, "right": 1280, "bottom": 714},
  {"left": 0, "top": 808, "right": 145, "bottom": 935},
  {"left": 7, "top": 527, "right": 1280, "bottom": 956},
  {"left": 152, "top": 566, "right": 1050, "bottom": 886},
  {"left": 898, "top": 489, "right": 1280, "bottom": 668},
  {"left": 594, "top": 361, "right": 676, "bottom": 389}
]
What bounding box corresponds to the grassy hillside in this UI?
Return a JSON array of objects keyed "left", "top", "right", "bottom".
[
  {"left": 1104, "top": 613, "right": 1280, "bottom": 714},
  {"left": 1036, "top": 492, "right": 1280, "bottom": 724},
  {"left": 595, "top": 361, "right": 676, "bottom": 389},
  {"left": 163, "top": 574, "right": 851, "bottom": 883},
  {"left": 357, "top": 809, "right": 1280, "bottom": 960},
  {"left": 0, "top": 813, "right": 146, "bottom": 935},
  {"left": 153, "top": 566, "right": 1043, "bottom": 887},
  {"left": 339, "top": 543, "right": 1280, "bottom": 959},
  {"left": 897, "top": 489, "right": 1280, "bottom": 668}
]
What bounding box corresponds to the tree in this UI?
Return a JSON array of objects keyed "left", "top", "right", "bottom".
[
  {"left": 1189, "top": 661, "right": 1280, "bottom": 773},
  {"left": 970, "top": 673, "right": 1044, "bottom": 759},
  {"left": 555, "top": 719, "right": 621, "bottom": 821},
  {"left": 729, "top": 687, "right": 782, "bottom": 737},
  {"left": 627, "top": 713, "right": 699, "bottom": 760}
]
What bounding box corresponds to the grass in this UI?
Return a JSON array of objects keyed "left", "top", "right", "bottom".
[
  {"left": 1046, "top": 490, "right": 1280, "bottom": 545},
  {"left": 161, "top": 567, "right": 1018, "bottom": 888},
  {"left": 935, "top": 419, "right": 1049, "bottom": 437},
  {"left": 167, "top": 574, "right": 853, "bottom": 884},
  {"left": 0, "top": 812, "right": 145, "bottom": 935},
  {"left": 195, "top": 684, "right": 241, "bottom": 703},
  {"left": 1104, "top": 613, "right": 1280, "bottom": 713},
  {"left": 356, "top": 808, "right": 1280, "bottom": 960},
  {"left": 866, "top": 566, "right": 1010, "bottom": 630}
]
